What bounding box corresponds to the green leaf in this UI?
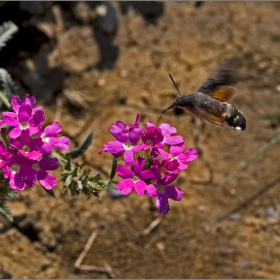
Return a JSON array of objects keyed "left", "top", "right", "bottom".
[
  {"left": 67, "top": 132, "right": 93, "bottom": 159},
  {"left": 0, "top": 204, "right": 13, "bottom": 222},
  {"left": 0, "top": 21, "right": 18, "bottom": 51},
  {"left": 0, "top": 68, "right": 17, "bottom": 102},
  {"left": 0, "top": 90, "right": 11, "bottom": 108},
  {"left": 109, "top": 157, "right": 117, "bottom": 181},
  {"left": 5, "top": 190, "right": 17, "bottom": 201},
  {"left": 43, "top": 188, "right": 55, "bottom": 197}
]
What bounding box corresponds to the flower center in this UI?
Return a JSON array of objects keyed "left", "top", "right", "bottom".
[
  {"left": 22, "top": 145, "right": 30, "bottom": 153},
  {"left": 20, "top": 122, "right": 29, "bottom": 129},
  {"left": 146, "top": 140, "right": 152, "bottom": 146},
  {"left": 158, "top": 185, "right": 164, "bottom": 193},
  {"left": 124, "top": 142, "right": 132, "bottom": 150},
  {"left": 132, "top": 175, "right": 138, "bottom": 181},
  {"left": 41, "top": 135, "right": 48, "bottom": 142},
  {"left": 32, "top": 163, "right": 39, "bottom": 171},
  {"left": 11, "top": 164, "right": 19, "bottom": 173}
]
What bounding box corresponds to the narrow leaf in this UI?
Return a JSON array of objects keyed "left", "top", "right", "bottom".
[
  {"left": 43, "top": 188, "right": 55, "bottom": 197},
  {"left": 68, "top": 132, "right": 93, "bottom": 159},
  {"left": 0, "top": 204, "right": 13, "bottom": 222},
  {"left": 0, "top": 21, "right": 19, "bottom": 50},
  {"left": 109, "top": 157, "right": 117, "bottom": 181},
  {"left": 0, "top": 68, "right": 17, "bottom": 98}
]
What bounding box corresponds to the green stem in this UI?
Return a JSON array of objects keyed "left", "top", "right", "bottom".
[{"left": 219, "top": 131, "right": 280, "bottom": 189}]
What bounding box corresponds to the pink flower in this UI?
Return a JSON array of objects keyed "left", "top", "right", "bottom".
[
  {"left": 145, "top": 173, "right": 183, "bottom": 215},
  {"left": 99, "top": 120, "right": 143, "bottom": 166},
  {"left": 3, "top": 154, "right": 37, "bottom": 190},
  {"left": 39, "top": 122, "right": 70, "bottom": 155},
  {"left": 32, "top": 157, "right": 59, "bottom": 190},
  {"left": 4, "top": 104, "right": 45, "bottom": 138},
  {"left": 116, "top": 157, "right": 155, "bottom": 195},
  {"left": 0, "top": 141, "right": 13, "bottom": 168},
  {"left": 157, "top": 143, "right": 198, "bottom": 170},
  {"left": 10, "top": 129, "right": 43, "bottom": 160}
]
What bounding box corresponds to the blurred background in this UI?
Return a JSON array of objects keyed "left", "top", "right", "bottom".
[{"left": 1, "top": 1, "right": 280, "bottom": 278}]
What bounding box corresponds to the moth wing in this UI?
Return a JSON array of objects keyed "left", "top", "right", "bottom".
[
  {"left": 210, "top": 86, "right": 235, "bottom": 102},
  {"left": 187, "top": 105, "right": 224, "bottom": 126},
  {"left": 197, "top": 57, "right": 240, "bottom": 95}
]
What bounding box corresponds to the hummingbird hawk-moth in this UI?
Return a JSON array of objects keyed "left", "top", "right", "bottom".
[{"left": 159, "top": 58, "right": 246, "bottom": 130}]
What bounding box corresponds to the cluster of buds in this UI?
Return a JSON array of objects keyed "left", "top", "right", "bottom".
[
  {"left": 0, "top": 94, "right": 70, "bottom": 191},
  {"left": 99, "top": 114, "right": 198, "bottom": 215}
]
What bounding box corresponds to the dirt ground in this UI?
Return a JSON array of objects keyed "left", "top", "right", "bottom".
[{"left": 1, "top": 1, "right": 280, "bottom": 278}]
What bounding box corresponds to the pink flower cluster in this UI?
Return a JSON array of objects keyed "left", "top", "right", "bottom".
[
  {"left": 0, "top": 94, "right": 70, "bottom": 191},
  {"left": 99, "top": 114, "right": 198, "bottom": 215}
]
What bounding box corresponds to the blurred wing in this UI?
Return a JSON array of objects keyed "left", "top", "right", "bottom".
[
  {"left": 197, "top": 57, "right": 240, "bottom": 95},
  {"left": 211, "top": 86, "right": 235, "bottom": 102},
  {"left": 187, "top": 105, "right": 224, "bottom": 126}
]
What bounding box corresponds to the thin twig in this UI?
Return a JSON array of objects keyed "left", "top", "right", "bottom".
[
  {"left": 215, "top": 177, "right": 280, "bottom": 224},
  {"left": 103, "top": 261, "right": 116, "bottom": 279},
  {"left": 266, "top": 224, "right": 280, "bottom": 243},
  {"left": 219, "top": 131, "right": 280, "bottom": 189},
  {"left": 74, "top": 230, "right": 98, "bottom": 268},
  {"left": 142, "top": 217, "right": 164, "bottom": 235},
  {"left": 78, "top": 265, "right": 106, "bottom": 272}
]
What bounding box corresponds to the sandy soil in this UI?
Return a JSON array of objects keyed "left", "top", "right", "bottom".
[{"left": 1, "top": 1, "right": 280, "bottom": 278}]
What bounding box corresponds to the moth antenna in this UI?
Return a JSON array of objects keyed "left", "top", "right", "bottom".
[
  {"left": 157, "top": 104, "right": 174, "bottom": 127},
  {"left": 169, "top": 73, "right": 181, "bottom": 96}
]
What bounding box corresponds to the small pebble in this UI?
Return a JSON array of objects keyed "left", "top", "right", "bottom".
[{"left": 107, "top": 187, "right": 125, "bottom": 199}]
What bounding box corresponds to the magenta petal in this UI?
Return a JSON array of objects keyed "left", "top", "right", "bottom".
[
  {"left": 124, "top": 149, "right": 134, "bottom": 165},
  {"left": 105, "top": 140, "right": 125, "bottom": 153},
  {"left": 145, "top": 184, "right": 157, "bottom": 197},
  {"left": 140, "top": 168, "right": 156, "bottom": 180},
  {"left": 30, "top": 109, "right": 45, "bottom": 126},
  {"left": 4, "top": 115, "right": 19, "bottom": 127},
  {"left": 128, "top": 127, "right": 143, "bottom": 145},
  {"left": 29, "top": 138, "right": 44, "bottom": 151},
  {"left": 160, "top": 123, "right": 177, "bottom": 136},
  {"left": 110, "top": 124, "right": 128, "bottom": 143},
  {"left": 38, "top": 157, "right": 59, "bottom": 170},
  {"left": 116, "top": 179, "right": 133, "bottom": 195},
  {"left": 165, "top": 159, "right": 179, "bottom": 171},
  {"left": 134, "top": 180, "right": 146, "bottom": 195},
  {"left": 10, "top": 138, "right": 20, "bottom": 150},
  {"left": 146, "top": 121, "right": 155, "bottom": 128},
  {"left": 164, "top": 135, "right": 184, "bottom": 146},
  {"left": 132, "top": 144, "right": 143, "bottom": 153},
  {"left": 22, "top": 94, "right": 36, "bottom": 107},
  {"left": 133, "top": 157, "right": 146, "bottom": 175},
  {"left": 19, "top": 150, "right": 43, "bottom": 160},
  {"left": 178, "top": 148, "right": 199, "bottom": 163},
  {"left": 28, "top": 127, "right": 40, "bottom": 136},
  {"left": 2, "top": 112, "right": 17, "bottom": 118},
  {"left": 41, "top": 142, "right": 52, "bottom": 155},
  {"left": 10, "top": 173, "right": 25, "bottom": 190},
  {"left": 3, "top": 166, "right": 11, "bottom": 179},
  {"left": 9, "top": 127, "right": 22, "bottom": 138},
  {"left": 11, "top": 94, "right": 21, "bottom": 112},
  {"left": 49, "top": 136, "right": 70, "bottom": 151},
  {"left": 156, "top": 193, "right": 170, "bottom": 215},
  {"left": 157, "top": 148, "right": 169, "bottom": 160},
  {"left": 37, "top": 170, "right": 57, "bottom": 190},
  {"left": 165, "top": 186, "right": 184, "bottom": 201},
  {"left": 170, "top": 143, "right": 185, "bottom": 156},
  {"left": 116, "top": 164, "right": 134, "bottom": 179},
  {"left": 18, "top": 104, "right": 32, "bottom": 123},
  {"left": 116, "top": 121, "right": 127, "bottom": 132},
  {"left": 20, "top": 129, "right": 30, "bottom": 146},
  {"left": 43, "top": 122, "right": 62, "bottom": 137},
  {"left": 20, "top": 166, "right": 37, "bottom": 187},
  {"left": 162, "top": 171, "right": 179, "bottom": 185}
]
